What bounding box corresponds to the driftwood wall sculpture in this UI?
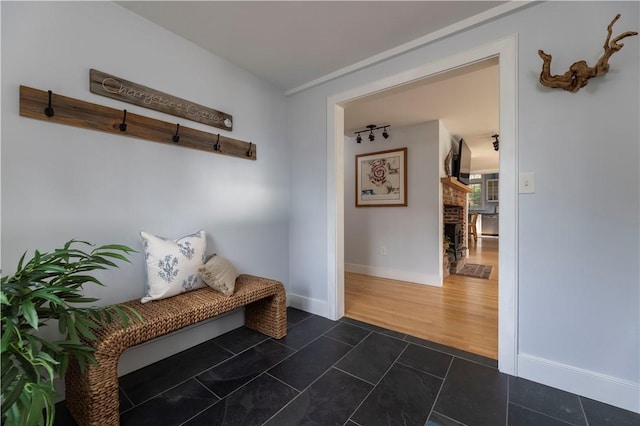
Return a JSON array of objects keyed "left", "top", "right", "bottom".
[{"left": 538, "top": 14, "right": 638, "bottom": 92}]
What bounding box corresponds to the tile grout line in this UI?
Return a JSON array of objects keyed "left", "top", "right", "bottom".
[
  {"left": 508, "top": 376, "right": 591, "bottom": 426},
  {"left": 177, "top": 377, "right": 222, "bottom": 426},
  {"left": 265, "top": 323, "right": 342, "bottom": 372},
  {"left": 505, "top": 373, "right": 510, "bottom": 425},
  {"left": 332, "top": 366, "right": 377, "bottom": 387},
  {"left": 345, "top": 339, "right": 411, "bottom": 424},
  {"left": 258, "top": 322, "right": 369, "bottom": 425},
  {"left": 259, "top": 365, "right": 350, "bottom": 425},
  {"left": 404, "top": 335, "right": 497, "bottom": 369},
  {"left": 340, "top": 318, "right": 407, "bottom": 341},
  {"left": 425, "top": 356, "right": 455, "bottom": 424},
  {"left": 118, "top": 349, "right": 234, "bottom": 411},
  {"left": 185, "top": 370, "right": 279, "bottom": 426},
  {"left": 120, "top": 330, "right": 289, "bottom": 420},
  {"left": 433, "top": 411, "right": 470, "bottom": 426},
  {"left": 323, "top": 331, "right": 361, "bottom": 347},
  {"left": 265, "top": 371, "right": 303, "bottom": 393},
  {"left": 395, "top": 360, "right": 450, "bottom": 382},
  {"left": 117, "top": 339, "right": 238, "bottom": 411},
  {"left": 118, "top": 386, "right": 135, "bottom": 410},
  {"left": 507, "top": 401, "right": 584, "bottom": 426},
  {"left": 218, "top": 335, "right": 269, "bottom": 357},
  {"left": 578, "top": 396, "right": 591, "bottom": 426},
  {"left": 194, "top": 376, "right": 222, "bottom": 401},
  {"left": 261, "top": 329, "right": 376, "bottom": 426}
]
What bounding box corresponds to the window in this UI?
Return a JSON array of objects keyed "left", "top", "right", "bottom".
[
  {"left": 486, "top": 179, "right": 499, "bottom": 202},
  {"left": 468, "top": 182, "right": 482, "bottom": 210}
]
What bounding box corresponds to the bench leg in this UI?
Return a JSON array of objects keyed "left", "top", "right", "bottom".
[
  {"left": 245, "top": 286, "right": 287, "bottom": 339},
  {"left": 66, "top": 356, "right": 120, "bottom": 426}
]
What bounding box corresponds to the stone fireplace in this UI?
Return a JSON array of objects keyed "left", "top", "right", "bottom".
[{"left": 441, "top": 177, "right": 472, "bottom": 275}]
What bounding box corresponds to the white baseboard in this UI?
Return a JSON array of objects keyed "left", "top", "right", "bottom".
[
  {"left": 287, "top": 292, "right": 329, "bottom": 317},
  {"left": 345, "top": 263, "right": 442, "bottom": 287},
  {"left": 518, "top": 353, "right": 640, "bottom": 413}
]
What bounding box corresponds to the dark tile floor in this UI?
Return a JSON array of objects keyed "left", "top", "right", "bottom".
[{"left": 55, "top": 308, "right": 640, "bottom": 426}]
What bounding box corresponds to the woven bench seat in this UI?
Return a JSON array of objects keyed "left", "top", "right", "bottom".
[{"left": 65, "top": 274, "right": 286, "bottom": 426}]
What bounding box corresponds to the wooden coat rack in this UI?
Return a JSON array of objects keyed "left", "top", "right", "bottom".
[{"left": 19, "top": 86, "right": 257, "bottom": 160}]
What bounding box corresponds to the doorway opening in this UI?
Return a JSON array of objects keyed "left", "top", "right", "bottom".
[{"left": 326, "top": 36, "right": 518, "bottom": 374}]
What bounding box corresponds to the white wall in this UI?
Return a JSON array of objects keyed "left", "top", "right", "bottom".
[
  {"left": 344, "top": 122, "right": 442, "bottom": 286},
  {"left": 1, "top": 1, "right": 288, "bottom": 379},
  {"left": 287, "top": 1, "right": 639, "bottom": 412}
]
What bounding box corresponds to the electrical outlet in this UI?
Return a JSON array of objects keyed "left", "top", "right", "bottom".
[
  {"left": 519, "top": 172, "right": 536, "bottom": 194},
  {"left": 381, "top": 246, "right": 387, "bottom": 256}
]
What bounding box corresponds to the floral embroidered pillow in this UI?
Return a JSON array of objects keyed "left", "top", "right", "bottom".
[
  {"left": 199, "top": 255, "right": 239, "bottom": 296},
  {"left": 140, "top": 229, "right": 206, "bottom": 303}
]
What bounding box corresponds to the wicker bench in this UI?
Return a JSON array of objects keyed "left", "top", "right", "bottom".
[{"left": 65, "top": 274, "right": 287, "bottom": 426}]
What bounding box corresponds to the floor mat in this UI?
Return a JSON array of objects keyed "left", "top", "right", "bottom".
[{"left": 456, "top": 263, "right": 493, "bottom": 279}]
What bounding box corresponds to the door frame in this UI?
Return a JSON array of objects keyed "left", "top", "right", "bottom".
[{"left": 325, "top": 35, "right": 519, "bottom": 374}]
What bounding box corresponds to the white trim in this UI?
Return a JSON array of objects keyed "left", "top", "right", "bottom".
[
  {"left": 286, "top": 1, "right": 533, "bottom": 95},
  {"left": 518, "top": 353, "right": 640, "bottom": 413},
  {"left": 327, "top": 35, "right": 519, "bottom": 374},
  {"left": 287, "top": 293, "right": 329, "bottom": 318},
  {"left": 345, "top": 263, "right": 442, "bottom": 287},
  {"left": 497, "top": 35, "right": 519, "bottom": 377}
]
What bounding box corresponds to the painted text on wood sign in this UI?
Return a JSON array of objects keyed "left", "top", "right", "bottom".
[{"left": 90, "top": 69, "right": 233, "bottom": 131}]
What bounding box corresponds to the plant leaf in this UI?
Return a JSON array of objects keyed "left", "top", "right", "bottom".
[
  {"left": 28, "top": 289, "right": 65, "bottom": 306},
  {"left": 1, "top": 320, "right": 15, "bottom": 352},
  {"left": 22, "top": 299, "right": 39, "bottom": 330},
  {"left": 74, "top": 317, "right": 97, "bottom": 341},
  {"left": 64, "top": 297, "right": 100, "bottom": 303},
  {"left": 0, "top": 372, "right": 26, "bottom": 417}
]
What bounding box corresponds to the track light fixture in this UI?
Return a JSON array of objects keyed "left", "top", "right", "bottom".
[
  {"left": 492, "top": 134, "right": 499, "bottom": 151},
  {"left": 354, "top": 124, "right": 390, "bottom": 143}
]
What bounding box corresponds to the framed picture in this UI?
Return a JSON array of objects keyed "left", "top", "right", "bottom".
[{"left": 355, "top": 147, "right": 407, "bottom": 207}]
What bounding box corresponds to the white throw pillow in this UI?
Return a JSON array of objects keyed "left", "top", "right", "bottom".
[
  {"left": 199, "top": 255, "right": 239, "bottom": 296},
  {"left": 140, "top": 229, "right": 206, "bottom": 303}
]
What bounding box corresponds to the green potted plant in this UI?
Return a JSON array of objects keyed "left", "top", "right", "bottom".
[
  {"left": 443, "top": 235, "right": 452, "bottom": 253},
  {"left": 1, "top": 240, "right": 141, "bottom": 426}
]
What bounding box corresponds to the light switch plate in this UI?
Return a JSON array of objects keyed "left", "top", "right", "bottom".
[{"left": 519, "top": 172, "right": 535, "bottom": 193}]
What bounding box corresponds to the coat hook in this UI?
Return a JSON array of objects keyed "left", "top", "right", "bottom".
[
  {"left": 172, "top": 123, "right": 180, "bottom": 143},
  {"left": 213, "top": 134, "right": 221, "bottom": 151},
  {"left": 119, "top": 109, "right": 127, "bottom": 132},
  {"left": 246, "top": 142, "right": 253, "bottom": 157},
  {"left": 44, "top": 90, "right": 55, "bottom": 117}
]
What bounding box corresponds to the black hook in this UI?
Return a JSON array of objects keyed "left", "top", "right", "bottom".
[
  {"left": 172, "top": 124, "right": 180, "bottom": 143},
  {"left": 213, "top": 134, "right": 221, "bottom": 151},
  {"left": 119, "top": 110, "right": 127, "bottom": 132},
  {"left": 246, "top": 142, "right": 253, "bottom": 157},
  {"left": 44, "top": 90, "right": 55, "bottom": 117}
]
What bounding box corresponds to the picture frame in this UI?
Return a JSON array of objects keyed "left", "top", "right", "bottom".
[{"left": 355, "top": 147, "right": 407, "bottom": 207}]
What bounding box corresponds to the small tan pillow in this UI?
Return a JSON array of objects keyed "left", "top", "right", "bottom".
[{"left": 198, "top": 255, "right": 239, "bottom": 296}]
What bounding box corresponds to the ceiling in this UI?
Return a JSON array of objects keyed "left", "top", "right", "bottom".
[
  {"left": 117, "top": 1, "right": 511, "bottom": 172},
  {"left": 344, "top": 58, "right": 499, "bottom": 173}
]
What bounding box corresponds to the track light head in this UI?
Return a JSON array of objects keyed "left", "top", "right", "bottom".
[
  {"left": 353, "top": 124, "right": 391, "bottom": 143},
  {"left": 366, "top": 124, "right": 376, "bottom": 142},
  {"left": 491, "top": 134, "right": 499, "bottom": 151}
]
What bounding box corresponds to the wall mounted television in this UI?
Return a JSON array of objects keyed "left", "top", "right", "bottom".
[{"left": 453, "top": 138, "right": 472, "bottom": 185}]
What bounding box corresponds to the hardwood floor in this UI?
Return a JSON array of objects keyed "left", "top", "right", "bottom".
[{"left": 345, "top": 237, "right": 498, "bottom": 359}]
